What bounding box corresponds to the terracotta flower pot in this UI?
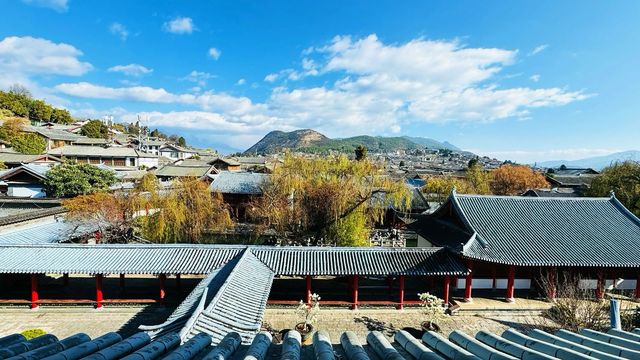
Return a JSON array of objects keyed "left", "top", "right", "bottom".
[
  {"left": 295, "top": 322, "right": 315, "bottom": 343},
  {"left": 421, "top": 321, "right": 440, "bottom": 332}
]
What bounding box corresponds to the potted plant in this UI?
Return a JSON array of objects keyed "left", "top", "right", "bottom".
[
  {"left": 418, "top": 292, "right": 446, "bottom": 332},
  {"left": 295, "top": 293, "right": 320, "bottom": 342}
]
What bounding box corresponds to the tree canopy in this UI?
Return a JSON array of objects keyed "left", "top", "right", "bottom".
[
  {"left": 491, "top": 164, "right": 549, "bottom": 195},
  {"left": 80, "top": 120, "right": 110, "bottom": 138},
  {"left": 11, "top": 133, "right": 46, "bottom": 154},
  {"left": 355, "top": 145, "right": 367, "bottom": 161},
  {"left": 590, "top": 161, "right": 640, "bottom": 216},
  {"left": 0, "top": 88, "right": 74, "bottom": 124},
  {"left": 249, "top": 154, "right": 411, "bottom": 246},
  {"left": 44, "top": 162, "right": 118, "bottom": 198}
]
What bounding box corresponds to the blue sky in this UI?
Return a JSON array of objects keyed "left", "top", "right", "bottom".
[{"left": 1, "top": 1, "right": 639, "bottom": 161}]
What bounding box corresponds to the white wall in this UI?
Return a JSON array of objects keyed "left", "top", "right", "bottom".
[{"left": 457, "top": 278, "right": 531, "bottom": 290}]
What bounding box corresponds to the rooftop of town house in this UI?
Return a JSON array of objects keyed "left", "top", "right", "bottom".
[
  {"left": 409, "top": 190, "right": 640, "bottom": 267},
  {"left": 153, "top": 164, "right": 215, "bottom": 178},
  {"left": 47, "top": 145, "right": 139, "bottom": 158},
  {"left": 0, "top": 151, "right": 62, "bottom": 165},
  {"left": 208, "top": 171, "right": 269, "bottom": 195}
]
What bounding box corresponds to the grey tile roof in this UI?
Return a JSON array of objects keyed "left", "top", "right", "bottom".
[
  {"left": 209, "top": 172, "right": 269, "bottom": 195},
  {"left": 0, "top": 244, "right": 244, "bottom": 275},
  {"left": 251, "top": 247, "right": 468, "bottom": 276},
  {"left": 3, "top": 327, "right": 640, "bottom": 360},
  {"left": 180, "top": 250, "right": 274, "bottom": 345},
  {"left": 0, "top": 152, "right": 62, "bottom": 165},
  {"left": 424, "top": 192, "right": 640, "bottom": 267},
  {"left": 0, "top": 163, "right": 51, "bottom": 181},
  {"left": 0, "top": 206, "right": 66, "bottom": 226},
  {"left": 26, "top": 126, "right": 83, "bottom": 141},
  {"left": 0, "top": 217, "right": 96, "bottom": 244},
  {"left": 154, "top": 165, "right": 214, "bottom": 178},
  {"left": 47, "top": 145, "right": 139, "bottom": 157}
]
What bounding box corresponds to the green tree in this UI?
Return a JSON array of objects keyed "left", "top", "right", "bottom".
[
  {"left": 28, "top": 100, "right": 53, "bottom": 123},
  {"left": 465, "top": 164, "right": 492, "bottom": 194},
  {"left": 177, "top": 136, "right": 187, "bottom": 147},
  {"left": 80, "top": 120, "right": 109, "bottom": 138},
  {"left": 590, "top": 161, "right": 640, "bottom": 216},
  {"left": 249, "top": 154, "right": 411, "bottom": 246},
  {"left": 0, "top": 117, "right": 28, "bottom": 141},
  {"left": 11, "top": 133, "right": 46, "bottom": 154},
  {"left": 0, "top": 91, "right": 29, "bottom": 117},
  {"left": 355, "top": 144, "right": 367, "bottom": 161},
  {"left": 44, "top": 162, "right": 118, "bottom": 198},
  {"left": 50, "top": 108, "right": 74, "bottom": 124}
]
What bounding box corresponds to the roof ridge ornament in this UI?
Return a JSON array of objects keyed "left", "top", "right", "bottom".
[{"left": 609, "top": 189, "right": 616, "bottom": 198}]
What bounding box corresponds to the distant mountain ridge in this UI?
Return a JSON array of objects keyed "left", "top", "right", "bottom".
[
  {"left": 244, "top": 129, "right": 460, "bottom": 155},
  {"left": 536, "top": 150, "right": 640, "bottom": 170}
]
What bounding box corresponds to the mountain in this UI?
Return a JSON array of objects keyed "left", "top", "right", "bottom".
[
  {"left": 402, "top": 136, "right": 460, "bottom": 150},
  {"left": 243, "top": 129, "right": 460, "bottom": 155},
  {"left": 536, "top": 150, "right": 640, "bottom": 170}
]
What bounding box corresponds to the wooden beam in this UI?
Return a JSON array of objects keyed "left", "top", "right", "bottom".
[
  {"left": 351, "top": 276, "right": 359, "bottom": 310},
  {"left": 398, "top": 275, "right": 405, "bottom": 310},
  {"left": 443, "top": 275, "right": 450, "bottom": 305},
  {"left": 506, "top": 266, "right": 515, "bottom": 303},
  {"left": 30, "top": 274, "right": 38, "bottom": 310},
  {"left": 305, "top": 275, "right": 311, "bottom": 304},
  {"left": 547, "top": 267, "right": 556, "bottom": 300},
  {"left": 159, "top": 274, "right": 166, "bottom": 303},
  {"left": 95, "top": 274, "right": 103, "bottom": 309},
  {"left": 119, "top": 273, "right": 125, "bottom": 289},
  {"left": 63, "top": 273, "right": 69, "bottom": 287},
  {"left": 596, "top": 270, "right": 605, "bottom": 300},
  {"left": 464, "top": 260, "right": 473, "bottom": 302}
]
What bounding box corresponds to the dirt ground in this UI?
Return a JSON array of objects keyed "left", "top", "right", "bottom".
[{"left": 0, "top": 298, "right": 556, "bottom": 342}]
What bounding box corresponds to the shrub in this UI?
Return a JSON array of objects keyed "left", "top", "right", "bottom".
[
  {"left": 21, "top": 328, "right": 46, "bottom": 340},
  {"left": 295, "top": 293, "right": 320, "bottom": 331},
  {"left": 418, "top": 292, "right": 446, "bottom": 323}
]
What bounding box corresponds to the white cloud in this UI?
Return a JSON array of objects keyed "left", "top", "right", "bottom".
[
  {"left": 163, "top": 17, "right": 194, "bottom": 34},
  {"left": 181, "top": 70, "right": 215, "bottom": 87},
  {"left": 21, "top": 0, "right": 68, "bottom": 12},
  {"left": 0, "top": 36, "right": 92, "bottom": 76},
  {"left": 208, "top": 47, "right": 221, "bottom": 60},
  {"left": 109, "top": 23, "right": 129, "bottom": 41},
  {"left": 264, "top": 73, "right": 278, "bottom": 82},
  {"left": 54, "top": 34, "right": 590, "bottom": 144},
  {"left": 529, "top": 44, "right": 548, "bottom": 56},
  {"left": 529, "top": 74, "right": 541, "bottom": 82},
  {"left": 236, "top": 78, "right": 246, "bottom": 85},
  {"left": 108, "top": 64, "right": 153, "bottom": 77}
]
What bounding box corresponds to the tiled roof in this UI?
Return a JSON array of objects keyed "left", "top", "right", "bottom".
[
  {"left": 154, "top": 165, "right": 214, "bottom": 178},
  {"left": 48, "top": 145, "right": 139, "bottom": 157},
  {"left": 0, "top": 244, "right": 244, "bottom": 275},
  {"left": 546, "top": 174, "right": 598, "bottom": 187},
  {"left": 0, "top": 217, "right": 95, "bottom": 244},
  {"left": 2, "top": 327, "right": 640, "bottom": 360},
  {"left": 209, "top": 172, "right": 268, "bottom": 195},
  {"left": 0, "top": 244, "right": 468, "bottom": 276},
  {"left": 0, "top": 163, "right": 51, "bottom": 181},
  {"left": 26, "top": 126, "right": 83, "bottom": 141},
  {"left": 0, "top": 206, "right": 66, "bottom": 226},
  {"left": 424, "top": 192, "right": 640, "bottom": 267},
  {"left": 0, "top": 152, "right": 62, "bottom": 165},
  {"left": 251, "top": 247, "right": 468, "bottom": 276},
  {"left": 180, "top": 250, "right": 274, "bottom": 344}
]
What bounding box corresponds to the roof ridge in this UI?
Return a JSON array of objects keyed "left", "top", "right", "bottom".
[{"left": 455, "top": 193, "right": 610, "bottom": 201}]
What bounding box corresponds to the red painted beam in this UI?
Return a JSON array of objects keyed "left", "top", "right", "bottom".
[
  {"left": 95, "top": 274, "right": 103, "bottom": 309},
  {"left": 351, "top": 276, "right": 358, "bottom": 310},
  {"left": 464, "top": 260, "right": 473, "bottom": 302},
  {"left": 506, "top": 266, "right": 515, "bottom": 303},
  {"left": 305, "top": 275, "right": 311, "bottom": 304},
  {"left": 159, "top": 274, "right": 167, "bottom": 303},
  {"left": 30, "top": 274, "right": 38, "bottom": 309},
  {"left": 443, "top": 275, "right": 450, "bottom": 305},
  {"left": 398, "top": 275, "right": 405, "bottom": 310}
]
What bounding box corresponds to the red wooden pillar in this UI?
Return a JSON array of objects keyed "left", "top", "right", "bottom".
[
  {"left": 30, "top": 274, "right": 39, "bottom": 309},
  {"left": 119, "top": 274, "right": 125, "bottom": 289},
  {"left": 63, "top": 273, "right": 69, "bottom": 287},
  {"left": 635, "top": 273, "right": 640, "bottom": 299},
  {"left": 159, "top": 274, "right": 166, "bottom": 303},
  {"left": 464, "top": 260, "right": 473, "bottom": 302},
  {"left": 506, "top": 266, "right": 515, "bottom": 303},
  {"left": 398, "top": 275, "right": 405, "bottom": 310},
  {"left": 95, "top": 274, "right": 103, "bottom": 309},
  {"left": 547, "top": 267, "right": 556, "bottom": 300},
  {"left": 305, "top": 275, "right": 312, "bottom": 304},
  {"left": 596, "top": 271, "right": 605, "bottom": 300},
  {"left": 443, "top": 275, "right": 450, "bottom": 305},
  {"left": 351, "top": 276, "right": 359, "bottom": 310},
  {"left": 176, "top": 274, "right": 181, "bottom": 289}
]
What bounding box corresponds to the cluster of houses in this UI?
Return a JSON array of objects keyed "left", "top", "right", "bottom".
[{"left": 0, "top": 121, "right": 278, "bottom": 205}]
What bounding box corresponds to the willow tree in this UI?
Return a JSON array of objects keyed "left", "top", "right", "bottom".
[
  {"left": 249, "top": 154, "right": 411, "bottom": 246},
  {"left": 139, "top": 178, "right": 232, "bottom": 243}
]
